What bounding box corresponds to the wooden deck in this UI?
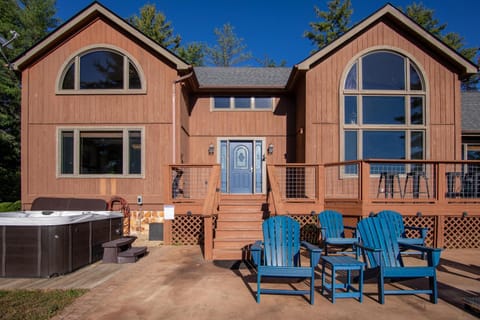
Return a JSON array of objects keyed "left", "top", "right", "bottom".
[{"left": 0, "top": 261, "right": 126, "bottom": 290}]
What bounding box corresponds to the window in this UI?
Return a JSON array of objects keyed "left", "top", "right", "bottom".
[
  {"left": 58, "top": 48, "right": 144, "bottom": 93},
  {"left": 212, "top": 96, "right": 273, "bottom": 110},
  {"left": 342, "top": 51, "right": 426, "bottom": 173},
  {"left": 58, "top": 128, "right": 143, "bottom": 176}
]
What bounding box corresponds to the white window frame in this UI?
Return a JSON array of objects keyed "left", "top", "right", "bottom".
[
  {"left": 340, "top": 48, "right": 428, "bottom": 175},
  {"left": 57, "top": 127, "right": 145, "bottom": 178},
  {"left": 211, "top": 96, "right": 274, "bottom": 111},
  {"left": 56, "top": 44, "right": 146, "bottom": 95}
]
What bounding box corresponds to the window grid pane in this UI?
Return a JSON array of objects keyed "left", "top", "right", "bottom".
[
  {"left": 80, "top": 51, "right": 124, "bottom": 89},
  {"left": 61, "top": 131, "right": 74, "bottom": 174},
  {"left": 129, "top": 131, "right": 142, "bottom": 174},
  {"left": 214, "top": 97, "right": 230, "bottom": 109},
  {"left": 234, "top": 97, "right": 251, "bottom": 109}
]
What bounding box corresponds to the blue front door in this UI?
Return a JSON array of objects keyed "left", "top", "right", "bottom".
[{"left": 229, "top": 141, "right": 253, "bottom": 193}]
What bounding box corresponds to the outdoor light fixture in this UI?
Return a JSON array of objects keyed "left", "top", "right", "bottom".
[
  {"left": 416, "top": 212, "right": 422, "bottom": 217},
  {"left": 462, "top": 211, "right": 468, "bottom": 218},
  {"left": 208, "top": 144, "right": 214, "bottom": 155},
  {"left": 267, "top": 143, "right": 274, "bottom": 155}
]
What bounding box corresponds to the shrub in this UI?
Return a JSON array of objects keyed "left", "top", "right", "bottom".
[{"left": 0, "top": 200, "right": 21, "bottom": 212}]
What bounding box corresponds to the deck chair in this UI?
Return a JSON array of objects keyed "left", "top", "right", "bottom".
[
  {"left": 376, "top": 210, "right": 428, "bottom": 258},
  {"left": 356, "top": 216, "right": 442, "bottom": 304},
  {"left": 251, "top": 216, "right": 322, "bottom": 304},
  {"left": 317, "top": 210, "right": 359, "bottom": 258}
]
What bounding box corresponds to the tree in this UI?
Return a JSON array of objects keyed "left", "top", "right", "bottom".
[
  {"left": 0, "top": 0, "right": 59, "bottom": 202},
  {"left": 206, "top": 23, "right": 252, "bottom": 67},
  {"left": 128, "top": 4, "right": 181, "bottom": 51},
  {"left": 17, "top": 0, "right": 59, "bottom": 50},
  {"left": 304, "top": 0, "right": 352, "bottom": 50},
  {"left": 255, "top": 55, "right": 287, "bottom": 67},
  {"left": 177, "top": 42, "right": 206, "bottom": 66},
  {"left": 405, "top": 2, "right": 479, "bottom": 90}
]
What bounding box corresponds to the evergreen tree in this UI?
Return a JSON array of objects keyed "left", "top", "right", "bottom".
[
  {"left": 256, "top": 55, "right": 287, "bottom": 67},
  {"left": 128, "top": 4, "right": 181, "bottom": 51},
  {"left": 405, "top": 2, "right": 479, "bottom": 90},
  {"left": 304, "top": 0, "right": 352, "bottom": 50},
  {"left": 206, "top": 23, "right": 252, "bottom": 67},
  {"left": 177, "top": 42, "right": 206, "bottom": 66},
  {"left": 0, "top": 0, "right": 59, "bottom": 202}
]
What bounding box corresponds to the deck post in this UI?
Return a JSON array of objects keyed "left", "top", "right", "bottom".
[
  {"left": 437, "top": 163, "right": 447, "bottom": 205},
  {"left": 317, "top": 164, "right": 325, "bottom": 206},
  {"left": 436, "top": 215, "right": 445, "bottom": 248},
  {"left": 360, "top": 162, "right": 370, "bottom": 206},
  {"left": 163, "top": 219, "right": 172, "bottom": 245},
  {"left": 204, "top": 215, "right": 213, "bottom": 260}
]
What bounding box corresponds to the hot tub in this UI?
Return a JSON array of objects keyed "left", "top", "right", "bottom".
[{"left": 0, "top": 210, "right": 123, "bottom": 278}]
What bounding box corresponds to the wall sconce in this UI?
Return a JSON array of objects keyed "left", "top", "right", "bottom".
[
  {"left": 267, "top": 143, "right": 274, "bottom": 155},
  {"left": 462, "top": 211, "right": 468, "bottom": 218},
  {"left": 208, "top": 144, "right": 214, "bottom": 155},
  {"left": 416, "top": 212, "right": 422, "bottom": 217}
]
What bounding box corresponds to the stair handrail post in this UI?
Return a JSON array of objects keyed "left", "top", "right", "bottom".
[
  {"left": 267, "top": 165, "right": 286, "bottom": 215},
  {"left": 202, "top": 164, "right": 221, "bottom": 261}
]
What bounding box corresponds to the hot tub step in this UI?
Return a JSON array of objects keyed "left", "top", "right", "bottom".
[{"left": 117, "top": 246, "right": 148, "bottom": 264}]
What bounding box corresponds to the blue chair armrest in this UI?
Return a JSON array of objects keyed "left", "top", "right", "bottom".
[
  {"left": 251, "top": 240, "right": 263, "bottom": 266},
  {"left": 301, "top": 241, "right": 322, "bottom": 266},
  {"left": 319, "top": 227, "right": 327, "bottom": 240},
  {"left": 400, "top": 244, "right": 442, "bottom": 266},
  {"left": 355, "top": 242, "right": 383, "bottom": 267}
]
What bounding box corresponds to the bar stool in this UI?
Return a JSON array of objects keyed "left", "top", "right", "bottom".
[
  {"left": 403, "top": 171, "right": 430, "bottom": 199},
  {"left": 377, "top": 172, "right": 402, "bottom": 198}
]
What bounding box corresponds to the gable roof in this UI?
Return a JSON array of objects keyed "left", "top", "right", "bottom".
[
  {"left": 295, "top": 4, "right": 478, "bottom": 76},
  {"left": 12, "top": 1, "right": 190, "bottom": 71},
  {"left": 194, "top": 67, "right": 291, "bottom": 89},
  {"left": 462, "top": 91, "right": 480, "bottom": 133}
]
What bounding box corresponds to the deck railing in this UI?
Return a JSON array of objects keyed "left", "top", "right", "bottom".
[{"left": 324, "top": 160, "right": 480, "bottom": 203}]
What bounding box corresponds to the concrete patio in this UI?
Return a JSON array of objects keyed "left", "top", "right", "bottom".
[{"left": 1, "top": 244, "right": 478, "bottom": 320}]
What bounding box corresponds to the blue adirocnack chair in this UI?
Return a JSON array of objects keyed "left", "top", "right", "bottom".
[
  {"left": 376, "top": 210, "right": 428, "bottom": 258},
  {"left": 251, "top": 216, "right": 322, "bottom": 304},
  {"left": 356, "top": 216, "right": 442, "bottom": 304},
  {"left": 317, "top": 210, "right": 359, "bottom": 258}
]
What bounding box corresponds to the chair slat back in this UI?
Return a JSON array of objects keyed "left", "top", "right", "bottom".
[
  {"left": 263, "top": 216, "right": 300, "bottom": 267},
  {"left": 376, "top": 210, "right": 405, "bottom": 238},
  {"left": 357, "top": 217, "right": 403, "bottom": 268},
  {"left": 318, "top": 210, "right": 345, "bottom": 238}
]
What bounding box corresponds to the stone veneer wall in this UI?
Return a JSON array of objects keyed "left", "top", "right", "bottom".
[{"left": 129, "top": 210, "right": 164, "bottom": 237}]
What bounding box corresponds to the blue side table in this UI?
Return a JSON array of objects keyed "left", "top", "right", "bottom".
[{"left": 321, "top": 255, "right": 364, "bottom": 303}]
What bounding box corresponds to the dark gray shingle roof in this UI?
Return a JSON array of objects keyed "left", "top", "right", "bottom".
[
  {"left": 462, "top": 91, "right": 480, "bottom": 132},
  {"left": 194, "top": 67, "right": 291, "bottom": 88}
]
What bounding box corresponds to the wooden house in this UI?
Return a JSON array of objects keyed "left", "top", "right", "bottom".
[{"left": 12, "top": 3, "right": 479, "bottom": 259}]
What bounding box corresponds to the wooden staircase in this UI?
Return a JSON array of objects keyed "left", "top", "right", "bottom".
[{"left": 212, "top": 195, "right": 267, "bottom": 260}]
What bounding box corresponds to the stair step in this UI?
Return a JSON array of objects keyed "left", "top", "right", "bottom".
[
  {"left": 216, "top": 220, "right": 262, "bottom": 229},
  {"left": 219, "top": 206, "right": 262, "bottom": 213},
  {"left": 214, "top": 238, "right": 259, "bottom": 249},
  {"left": 217, "top": 212, "right": 264, "bottom": 221},
  {"left": 215, "top": 229, "right": 263, "bottom": 239},
  {"left": 213, "top": 249, "right": 247, "bottom": 260}
]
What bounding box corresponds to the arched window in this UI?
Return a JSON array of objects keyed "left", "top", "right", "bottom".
[
  {"left": 58, "top": 48, "right": 144, "bottom": 92},
  {"left": 341, "top": 50, "right": 426, "bottom": 173}
]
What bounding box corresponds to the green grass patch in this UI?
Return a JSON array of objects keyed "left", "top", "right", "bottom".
[
  {"left": 0, "top": 289, "right": 88, "bottom": 320},
  {"left": 0, "top": 201, "right": 21, "bottom": 212}
]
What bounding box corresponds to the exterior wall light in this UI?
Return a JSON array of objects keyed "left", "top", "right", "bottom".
[
  {"left": 208, "top": 144, "right": 215, "bottom": 155},
  {"left": 267, "top": 143, "right": 274, "bottom": 155}
]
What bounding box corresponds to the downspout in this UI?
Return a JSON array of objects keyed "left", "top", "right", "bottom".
[{"left": 172, "top": 72, "right": 193, "bottom": 164}]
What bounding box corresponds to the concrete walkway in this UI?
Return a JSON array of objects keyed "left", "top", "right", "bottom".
[{"left": 47, "top": 245, "right": 480, "bottom": 320}]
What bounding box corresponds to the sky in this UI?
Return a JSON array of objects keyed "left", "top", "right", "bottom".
[{"left": 55, "top": 0, "right": 479, "bottom": 67}]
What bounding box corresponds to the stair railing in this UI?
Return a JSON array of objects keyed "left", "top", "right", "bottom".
[{"left": 202, "top": 165, "right": 221, "bottom": 260}]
